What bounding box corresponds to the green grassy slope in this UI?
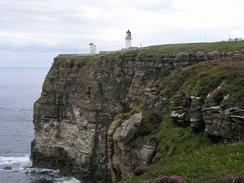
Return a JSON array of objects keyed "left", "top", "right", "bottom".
[
  {"left": 160, "top": 58, "right": 244, "bottom": 106},
  {"left": 142, "top": 41, "right": 244, "bottom": 54},
  {"left": 122, "top": 59, "right": 244, "bottom": 183},
  {"left": 121, "top": 143, "right": 244, "bottom": 183}
]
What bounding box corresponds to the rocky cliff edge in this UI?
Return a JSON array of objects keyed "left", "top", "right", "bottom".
[{"left": 31, "top": 42, "right": 244, "bottom": 183}]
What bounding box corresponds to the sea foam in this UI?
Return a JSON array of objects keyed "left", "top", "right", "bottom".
[{"left": 0, "top": 155, "right": 80, "bottom": 183}]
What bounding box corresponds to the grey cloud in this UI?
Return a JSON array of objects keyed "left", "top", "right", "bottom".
[{"left": 0, "top": 0, "right": 244, "bottom": 67}]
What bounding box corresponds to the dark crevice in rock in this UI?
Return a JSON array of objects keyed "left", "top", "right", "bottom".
[{"left": 32, "top": 51, "right": 244, "bottom": 182}]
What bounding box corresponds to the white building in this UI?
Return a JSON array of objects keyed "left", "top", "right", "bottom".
[
  {"left": 89, "top": 43, "right": 96, "bottom": 54},
  {"left": 125, "top": 30, "right": 132, "bottom": 49}
]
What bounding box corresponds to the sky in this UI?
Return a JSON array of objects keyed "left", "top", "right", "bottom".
[{"left": 0, "top": 0, "right": 244, "bottom": 68}]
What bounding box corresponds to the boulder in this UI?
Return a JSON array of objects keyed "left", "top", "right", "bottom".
[
  {"left": 119, "top": 112, "right": 143, "bottom": 143},
  {"left": 196, "top": 51, "right": 206, "bottom": 61},
  {"left": 207, "top": 51, "right": 220, "bottom": 60},
  {"left": 3, "top": 166, "right": 12, "bottom": 170},
  {"left": 174, "top": 53, "right": 189, "bottom": 62},
  {"left": 134, "top": 165, "right": 149, "bottom": 176}
]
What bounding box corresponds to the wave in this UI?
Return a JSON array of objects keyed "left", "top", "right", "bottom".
[
  {"left": 0, "top": 155, "right": 80, "bottom": 183},
  {"left": 0, "top": 155, "right": 31, "bottom": 170}
]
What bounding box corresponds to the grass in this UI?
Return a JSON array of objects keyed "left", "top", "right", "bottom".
[
  {"left": 152, "top": 112, "right": 211, "bottom": 161},
  {"left": 142, "top": 41, "right": 244, "bottom": 54},
  {"left": 121, "top": 58, "right": 244, "bottom": 183},
  {"left": 121, "top": 107, "right": 244, "bottom": 183},
  {"left": 122, "top": 109, "right": 244, "bottom": 183},
  {"left": 121, "top": 142, "right": 244, "bottom": 183},
  {"left": 56, "top": 54, "right": 102, "bottom": 63},
  {"left": 55, "top": 41, "right": 244, "bottom": 182},
  {"left": 57, "top": 41, "right": 244, "bottom": 62},
  {"left": 160, "top": 59, "right": 244, "bottom": 106}
]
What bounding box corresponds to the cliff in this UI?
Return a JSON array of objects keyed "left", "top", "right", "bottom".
[{"left": 31, "top": 42, "right": 244, "bottom": 183}]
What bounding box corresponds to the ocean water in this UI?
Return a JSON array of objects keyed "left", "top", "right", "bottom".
[{"left": 0, "top": 68, "right": 80, "bottom": 183}]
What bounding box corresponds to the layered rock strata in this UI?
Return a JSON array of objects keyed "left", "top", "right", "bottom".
[{"left": 31, "top": 50, "right": 243, "bottom": 182}]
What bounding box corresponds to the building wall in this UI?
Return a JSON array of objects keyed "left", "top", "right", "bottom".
[
  {"left": 125, "top": 39, "right": 132, "bottom": 49},
  {"left": 90, "top": 45, "right": 97, "bottom": 54}
]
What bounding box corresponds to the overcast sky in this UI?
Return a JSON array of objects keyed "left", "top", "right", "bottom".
[{"left": 0, "top": 0, "right": 244, "bottom": 67}]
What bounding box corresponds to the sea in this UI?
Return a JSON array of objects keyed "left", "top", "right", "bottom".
[{"left": 0, "top": 68, "right": 80, "bottom": 183}]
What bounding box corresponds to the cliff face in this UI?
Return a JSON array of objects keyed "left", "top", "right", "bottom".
[{"left": 31, "top": 47, "right": 244, "bottom": 182}]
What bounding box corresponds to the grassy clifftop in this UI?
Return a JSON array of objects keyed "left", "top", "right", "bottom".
[
  {"left": 57, "top": 41, "right": 244, "bottom": 62},
  {"left": 142, "top": 41, "right": 244, "bottom": 53}
]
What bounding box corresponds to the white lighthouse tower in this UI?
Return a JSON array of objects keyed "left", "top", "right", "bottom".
[
  {"left": 125, "top": 30, "right": 132, "bottom": 49},
  {"left": 89, "top": 43, "right": 96, "bottom": 54}
]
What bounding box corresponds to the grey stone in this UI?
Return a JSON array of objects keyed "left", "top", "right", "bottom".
[
  {"left": 3, "top": 166, "right": 12, "bottom": 170},
  {"left": 32, "top": 50, "right": 237, "bottom": 183}
]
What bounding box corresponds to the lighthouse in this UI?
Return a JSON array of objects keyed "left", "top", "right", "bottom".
[
  {"left": 125, "top": 30, "right": 132, "bottom": 49},
  {"left": 89, "top": 43, "right": 96, "bottom": 54}
]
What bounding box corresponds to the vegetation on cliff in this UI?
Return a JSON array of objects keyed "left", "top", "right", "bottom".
[
  {"left": 143, "top": 41, "right": 244, "bottom": 54},
  {"left": 122, "top": 142, "right": 244, "bottom": 183},
  {"left": 122, "top": 58, "right": 244, "bottom": 183},
  {"left": 33, "top": 41, "right": 244, "bottom": 183},
  {"left": 58, "top": 41, "right": 244, "bottom": 61}
]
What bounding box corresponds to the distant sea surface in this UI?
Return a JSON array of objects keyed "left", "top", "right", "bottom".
[{"left": 0, "top": 68, "right": 79, "bottom": 183}]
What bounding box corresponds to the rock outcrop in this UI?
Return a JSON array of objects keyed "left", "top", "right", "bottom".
[
  {"left": 107, "top": 112, "right": 159, "bottom": 182},
  {"left": 169, "top": 83, "right": 244, "bottom": 142},
  {"left": 31, "top": 49, "right": 244, "bottom": 182}
]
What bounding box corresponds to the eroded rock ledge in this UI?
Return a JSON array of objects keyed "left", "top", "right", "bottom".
[{"left": 31, "top": 50, "right": 243, "bottom": 182}]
